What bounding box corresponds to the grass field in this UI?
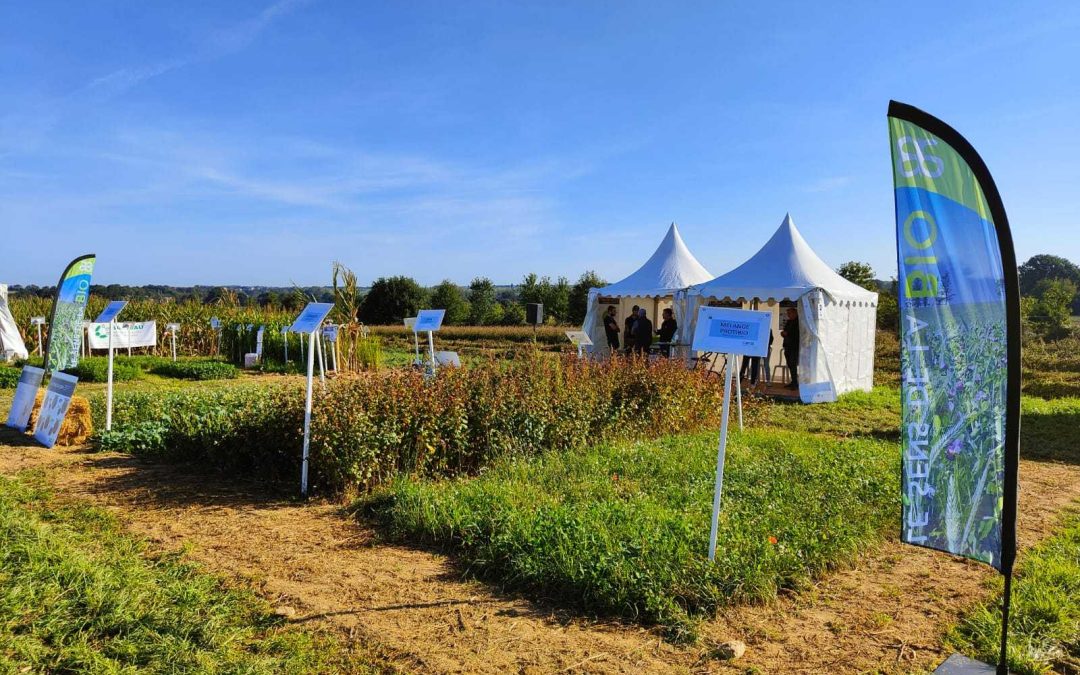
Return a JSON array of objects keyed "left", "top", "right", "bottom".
[
  {"left": 947, "top": 502, "right": 1080, "bottom": 674},
  {"left": 366, "top": 427, "right": 898, "bottom": 640},
  {"left": 0, "top": 471, "right": 381, "bottom": 673}
]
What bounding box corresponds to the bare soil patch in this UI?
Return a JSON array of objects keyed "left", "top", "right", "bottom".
[{"left": 2, "top": 426, "right": 1078, "bottom": 674}]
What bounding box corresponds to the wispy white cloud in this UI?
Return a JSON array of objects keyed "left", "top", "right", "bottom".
[{"left": 801, "top": 175, "right": 852, "bottom": 194}]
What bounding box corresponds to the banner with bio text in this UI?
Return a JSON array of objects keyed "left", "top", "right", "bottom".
[
  {"left": 43, "top": 255, "right": 96, "bottom": 374},
  {"left": 88, "top": 321, "right": 158, "bottom": 349},
  {"left": 888, "top": 102, "right": 1020, "bottom": 572}
]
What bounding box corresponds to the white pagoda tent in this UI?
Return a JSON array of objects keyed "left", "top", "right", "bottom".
[
  {"left": 0, "top": 284, "right": 29, "bottom": 361},
  {"left": 582, "top": 223, "right": 713, "bottom": 353},
  {"left": 681, "top": 214, "right": 878, "bottom": 402}
]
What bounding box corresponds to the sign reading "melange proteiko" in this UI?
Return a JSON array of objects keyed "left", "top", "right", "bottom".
[{"left": 692, "top": 307, "right": 771, "bottom": 357}]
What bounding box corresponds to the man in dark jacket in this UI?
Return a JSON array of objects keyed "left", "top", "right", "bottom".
[
  {"left": 781, "top": 307, "right": 799, "bottom": 389},
  {"left": 602, "top": 305, "right": 620, "bottom": 352},
  {"left": 633, "top": 308, "right": 653, "bottom": 355},
  {"left": 656, "top": 307, "right": 678, "bottom": 356},
  {"left": 623, "top": 305, "right": 639, "bottom": 355}
]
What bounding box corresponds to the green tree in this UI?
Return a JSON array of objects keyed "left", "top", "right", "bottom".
[
  {"left": 500, "top": 300, "right": 525, "bottom": 325},
  {"left": 568, "top": 271, "right": 606, "bottom": 325},
  {"left": 1029, "top": 278, "right": 1078, "bottom": 338},
  {"left": 837, "top": 261, "right": 878, "bottom": 292},
  {"left": 429, "top": 280, "right": 471, "bottom": 325},
  {"left": 1019, "top": 254, "right": 1080, "bottom": 313},
  {"left": 468, "top": 277, "right": 499, "bottom": 325},
  {"left": 546, "top": 276, "right": 571, "bottom": 323},
  {"left": 359, "top": 276, "right": 427, "bottom": 325},
  {"left": 519, "top": 273, "right": 542, "bottom": 306}
]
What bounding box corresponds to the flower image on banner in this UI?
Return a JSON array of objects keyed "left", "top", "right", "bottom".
[
  {"left": 888, "top": 103, "right": 1020, "bottom": 572},
  {"left": 43, "top": 254, "right": 96, "bottom": 375}
]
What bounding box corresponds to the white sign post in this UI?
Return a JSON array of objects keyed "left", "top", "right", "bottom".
[
  {"left": 404, "top": 317, "right": 421, "bottom": 365},
  {"left": 414, "top": 310, "right": 446, "bottom": 370},
  {"left": 166, "top": 323, "right": 181, "bottom": 361},
  {"left": 322, "top": 325, "right": 339, "bottom": 371},
  {"left": 565, "top": 330, "right": 593, "bottom": 359},
  {"left": 31, "top": 317, "right": 45, "bottom": 356},
  {"left": 281, "top": 326, "right": 290, "bottom": 365},
  {"left": 691, "top": 306, "right": 772, "bottom": 561},
  {"left": 96, "top": 301, "right": 128, "bottom": 432},
  {"left": 290, "top": 303, "right": 334, "bottom": 497}
]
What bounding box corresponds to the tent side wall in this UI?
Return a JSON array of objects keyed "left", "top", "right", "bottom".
[
  {"left": 0, "top": 285, "right": 29, "bottom": 361},
  {"left": 799, "top": 291, "right": 877, "bottom": 401}
]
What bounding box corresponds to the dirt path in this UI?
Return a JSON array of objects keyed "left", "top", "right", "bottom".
[{"left": 2, "top": 427, "right": 1078, "bottom": 674}]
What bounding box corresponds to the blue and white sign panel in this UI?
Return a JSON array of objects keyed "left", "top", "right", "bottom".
[
  {"left": 289, "top": 303, "right": 334, "bottom": 334},
  {"left": 94, "top": 300, "right": 128, "bottom": 324},
  {"left": 322, "top": 325, "right": 339, "bottom": 342},
  {"left": 6, "top": 366, "right": 44, "bottom": 431},
  {"left": 691, "top": 307, "right": 771, "bottom": 357},
  {"left": 33, "top": 372, "right": 79, "bottom": 448},
  {"left": 414, "top": 309, "right": 446, "bottom": 332}
]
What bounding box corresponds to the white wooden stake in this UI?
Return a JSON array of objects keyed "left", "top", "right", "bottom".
[
  {"left": 413, "top": 330, "right": 421, "bottom": 363},
  {"left": 301, "top": 330, "right": 316, "bottom": 496},
  {"left": 427, "top": 330, "right": 435, "bottom": 367},
  {"left": 171, "top": 330, "right": 177, "bottom": 362},
  {"left": 735, "top": 355, "right": 743, "bottom": 431},
  {"left": 105, "top": 320, "right": 115, "bottom": 431},
  {"left": 708, "top": 352, "right": 735, "bottom": 561},
  {"left": 36, "top": 324, "right": 43, "bottom": 356},
  {"left": 315, "top": 333, "right": 326, "bottom": 389}
]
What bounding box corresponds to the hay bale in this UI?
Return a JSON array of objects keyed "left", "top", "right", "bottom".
[{"left": 27, "top": 390, "right": 94, "bottom": 446}]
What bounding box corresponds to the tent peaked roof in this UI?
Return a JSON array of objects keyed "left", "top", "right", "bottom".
[
  {"left": 691, "top": 214, "right": 877, "bottom": 304},
  {"left": 599, "top": 222, "right": 713, "bottom": 297}
]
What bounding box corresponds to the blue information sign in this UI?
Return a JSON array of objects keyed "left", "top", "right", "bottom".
[
  {"left": 95, "top": 300, "right": 128, "bottom": 324},
  {"left": 691, "top": 307, "right": 771, "bottom": 356},
  {"left": 289, "top": 303, "right": 334, "bottom": 334},
  {"left": 414, "top": 309, "right": 445, "bottom": 332}
]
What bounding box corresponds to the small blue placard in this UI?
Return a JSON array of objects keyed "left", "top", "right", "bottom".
[
  {"left": 414, "top": 309, "right": 445, "bottom": 332},
  {"left": 210, "top": 316, "right": 221, "bottom": 329},
  {"left": 95, "top": 300, "right": 128, "bottom": 324},
  {"left": 691, "top": 306, "right": 771, "bottom": 356},
  {"left": 289, "top": 303, "right": 335, "bottom": 334}
]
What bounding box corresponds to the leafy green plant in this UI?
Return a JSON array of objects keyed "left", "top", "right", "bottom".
[
  {"left": 64, "top": 356, "right": 142, "bottom": 383},
  {"left": 150, "top": 360, "right": 238, "bottom": 380},
  {"left": 0, "top": 367, "right": 19, "bottom": 389}
]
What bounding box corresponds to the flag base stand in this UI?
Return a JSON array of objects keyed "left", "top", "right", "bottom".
[{"left": 933, "top": 654, "right": 1008, "bottom": 674}]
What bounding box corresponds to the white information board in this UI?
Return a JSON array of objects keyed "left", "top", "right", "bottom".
[
  {"left": 88, "top": 322, "right": 158, "bottom": 349},
  {"left": 95, "top": 300, "right": 128, "bottom": 324},
  {"left": 565, "top": 330, "right": 593, "bottom": 346},
  {"left": 414, "top": 309, "right": 445, "bottom": 332},
  {"left": 434, "top": 351, "right": 461, "bottom": 367},
  {"left": 691, "top": 307, "right": 771, "bottom": 357},
  {"left": 322, "top": 325, "right": 338, "bottom": 342},
  {"left": 290, "top": 303, "right": 334, "bottom": 334},
  {"left": 6, "top": 366, "right": 44, "bottom": 431},
  {"left": 33, "top": 372, "right": 79, "bottom": 448},
  {"left": 210, "top": 316, "right": 221, "bottom": 330}
]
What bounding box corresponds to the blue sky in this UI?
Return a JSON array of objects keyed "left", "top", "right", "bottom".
[{"left": 3, "top": 1, "right": 1078, "bottom": 286}]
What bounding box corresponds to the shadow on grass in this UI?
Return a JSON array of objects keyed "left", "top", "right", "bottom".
[{"left": 1021, "top": 407, "right": 1080, "bottom": 466}]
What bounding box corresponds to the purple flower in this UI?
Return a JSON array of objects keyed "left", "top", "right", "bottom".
[
  {"left": 975, "top": 391, "right": 989, "bottom": 403},
  {"left": 946, "top": 439, "right": 964, "bottom": 460}
]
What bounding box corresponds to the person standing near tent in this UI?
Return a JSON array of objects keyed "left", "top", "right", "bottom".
[
  {"left": 656, "top": 307, "right": 677, "bottom": 356},
  {"left": 633, "top": 307, "right": 653, "bottom": 355},
  {"left": 623, "top": 305, "right": 639, "bottom": 355},
  {"left": 741, "top": 329, "right": 773, "bottom": 384},
  {"left": 781, "top": 307, "right": 799, "bottom": 389},
  {"left": 602, "top": 306, "right": 620, "bottom": 353}
]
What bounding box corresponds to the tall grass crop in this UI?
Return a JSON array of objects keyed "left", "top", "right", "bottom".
[
  {"left": 364, "top": 428, "right": 898, "bottom": 639},
  {"left": 96, "top": 351, "right": 734, "bottom": 494}
]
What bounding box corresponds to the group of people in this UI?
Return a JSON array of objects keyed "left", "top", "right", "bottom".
[
  {"left": 602, "top": 304, "right": 678, "bottom": 355},
  {"left": 600, "top": 302, "right": 801, "bottom": 391}
]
